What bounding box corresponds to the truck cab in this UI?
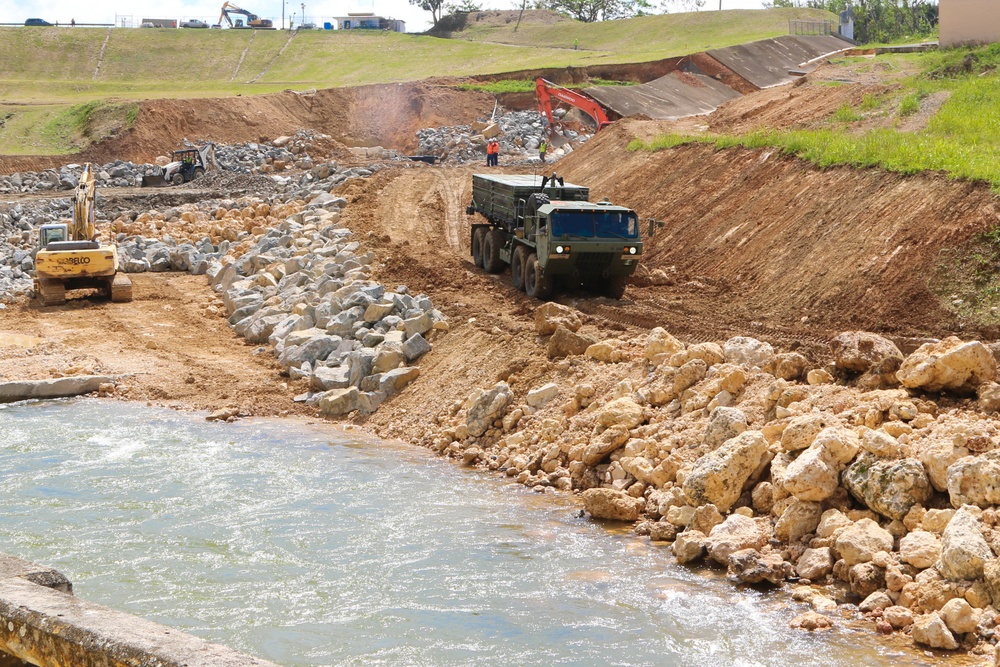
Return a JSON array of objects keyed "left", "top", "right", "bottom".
[{"left": 467, "top": 173, "right": 642, "bottom": 299}]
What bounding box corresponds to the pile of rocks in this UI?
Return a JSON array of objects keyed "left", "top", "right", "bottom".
[
  {"left": 0, "top": 162, "right": 151, "bottom": 194},
  {"left": 208, "top": 191, "right": 447, "bottom": 417},
  {"left": 419, "top": 306, "right": 1000, "bottom": 656},
  {"left": 415, "top": 108, "right": 593, "bottom": 164}
]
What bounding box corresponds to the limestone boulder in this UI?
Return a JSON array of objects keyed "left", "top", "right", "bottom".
[
  {"left": 897, "top": 337, "right": 996, "bottom": 394},
  {"left": 782, "top": 427, "right": 860, "bottom": 502},
  {"left": 580, "top": 425, "right": 630, "bottom": 466},
  {"left": 318, "top": 387, "right": 365, "bottom": 416},
  {"left": 884, "top": 606, "right": 915, "bottom": 630},
  {"left": 775, "top": 500, "right": 823, "bottom": 543},
  {"left": 911, "top": 612, "right": 959, "bottom": 650},
  {"left": 773, "top": 352, "right": 809, "bottom": 381},
  {"left": 830, "top": 331, "right": 903, "bottom": 376},
  {"left": 526, "top": 382, "right": 559, "bottom": 408},
  {"left": 983, "top": 559, "right": 1000, "bottom": 608},
  {"left": 899, "top": 530, "right": 942, "bottom": 570},
  {"left": 683, "top": 430, "right": 769, "bottom": 512},
  {"left": 705, "top": 514, "right": 769, "bottom": 565},
  {"left": 946, "top": 451, "right": 1000, "bottom": 508},
  {"left": 466, "top": 382, "right": 514, "bottom": 437},
  {"left": 780, "top": 413, "right": 839, "bottom": 452},
  {"left": 834, "top": 518, "right": 893, "bottom": 566},
  {"left": 670, "top": 342, "right": 724, "bottom": 368},
  {"left": 596, "top": 397, "right": 645, "bottom": 430},
  {"left": 939, "top": 505, "right": 992, "bottom": 581},
  {"left": 848, "top": 562, "right": 886, "bottom": 598},
  {"left": 859, "top": 427, "right": 903, "bottom": 459},
  {"left": 727, "top": 549, "right": 793, "bottom": 586},
  {"left": 723, "top": 336, "right": 775, "bottom": 370},
  {"left": 919, "top": 432, "right": 971, "bottom": 492},
  {"left": 645, "top": 327, "right": 684, "bottom": 362},
  {"left": 703, "top": 407, "right": 748, "bottom": 449},
  {"left": 547, "top": 326, "right": 596, "bottom": 358},
  {"left": 842, "top": 454, "right": 932, "bottom": 521},
  {"left": 581, "top": 488, "right": 644, "bottom": 521},
  {"left": 795, "top": 547, "right": 834, "bottom": 580},
  {"left": 673, "top": 530, "right": 707, "bottom": 564},
  {"left": 940, "top": 598, "right": 980, "bottom": 635},
  {"left": 644, "top": 359, "right": 707, "bottom": 406},
  {"left": 534, "top": 303, "right": 582, "bottom": 335}
]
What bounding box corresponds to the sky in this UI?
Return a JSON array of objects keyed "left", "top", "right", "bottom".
[{"left": 0, "top": 0, "right": 770, "bottom": 33}]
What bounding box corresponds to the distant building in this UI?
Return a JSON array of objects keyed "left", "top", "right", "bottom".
[
  {"left": 939, "top": 0, "right": 1000, "bottom": 47},
  {"left": 332, "top": 13, "right": 405, "bottom": 32}
]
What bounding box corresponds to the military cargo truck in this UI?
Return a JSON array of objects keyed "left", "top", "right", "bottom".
[{"left": 466, "top": 173, "right": 642, "bottom": 299}]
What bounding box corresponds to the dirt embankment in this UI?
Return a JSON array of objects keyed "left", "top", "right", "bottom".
[{"left": 0, "top": 83, "right": 496, "bottom": 174}]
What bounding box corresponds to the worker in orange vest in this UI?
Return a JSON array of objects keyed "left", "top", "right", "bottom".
[{"left": 486, "top": 139, "right": 500, "bottom": 167}]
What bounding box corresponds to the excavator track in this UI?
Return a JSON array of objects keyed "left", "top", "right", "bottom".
[
  {"left": 35, "top": 278, "right": 66, "bottom": 307},
  {"left": 110, "top": 273, "right": 133, "bottom": 303}
]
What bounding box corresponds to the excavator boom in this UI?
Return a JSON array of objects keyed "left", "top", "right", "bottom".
[
  {"left": 72, "top": 164, "right": 96, "bottom": 242},
  {"left": 218, "top": 1, "right": 272, "bottom": 28},
  {"left": 535, "top": 78, "right": 612, "bottom": 135}
]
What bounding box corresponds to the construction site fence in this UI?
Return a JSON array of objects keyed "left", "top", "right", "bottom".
[{"left": 789, "top": 20, "right": 835, "bottom": 36}]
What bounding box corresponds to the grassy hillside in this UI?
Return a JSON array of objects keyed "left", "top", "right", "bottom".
[{"left": 0, "top": 8, "right": 835, "bottom": 102}]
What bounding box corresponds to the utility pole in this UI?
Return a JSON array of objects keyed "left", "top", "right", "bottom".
[
  {"left": 301, "top": 3, "right": 305, "bottom": 25},
  {"left": 281, "top": 0, "right": 285, "bottom": 30}
]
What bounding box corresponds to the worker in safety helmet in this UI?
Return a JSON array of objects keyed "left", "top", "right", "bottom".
[
  {"left": 486, "top": 140, "right": 500, "bottom": 167},
  {"left": 539, "top": 138, "right": 548, "bottom": 163}
]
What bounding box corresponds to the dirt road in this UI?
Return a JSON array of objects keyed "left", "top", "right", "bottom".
[{"left": 0, "top": 274, "right": 309, "bottom": 416}]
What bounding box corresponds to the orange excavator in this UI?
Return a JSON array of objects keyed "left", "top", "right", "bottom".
[
  {"left": 535, "top": 77, "right": 613, "bottom": 138},
  {"left": 218, "top": 2, "right": 273, "bottom": 28}
]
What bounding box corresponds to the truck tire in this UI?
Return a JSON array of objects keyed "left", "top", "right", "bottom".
[
  {"left": 472, "top": 228, "right": 486, "bottom": 268},
  {"left": 606, "top": 275, "right": 628, "bottom": 300},
  {"left": 193, "top": 167, "right": 205, "bottom": 180},
  {"left": 511, "top": 245, "right": 527, "bottom": 291},
  {"left": 483, "top": 229, "right": 505, "bottom": 274},
  {"left": 171, "top": 173, "right": 184, "bottom": 186},
  {"left": 525, "top": 253, "right": 553, "bottom": 299}
]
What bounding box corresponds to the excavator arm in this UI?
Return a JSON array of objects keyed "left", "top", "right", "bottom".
[
  {"left": 535, "top": 78, "right": 612, "bottom": 136},
  {"left": 219, "top": 2, "right": 271, "bottom": 28},
  {"left": 72, "top": 164, "right": 96, "bottom": 242}
]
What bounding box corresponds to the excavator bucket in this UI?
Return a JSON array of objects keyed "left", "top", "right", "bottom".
[{"left": 141, "top": 173, "right": 168, "bottom": 187}]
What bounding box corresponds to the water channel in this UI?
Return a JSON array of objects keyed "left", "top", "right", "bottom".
[{"left": 0, "top": 399, "right": 939, "bottom": 666}]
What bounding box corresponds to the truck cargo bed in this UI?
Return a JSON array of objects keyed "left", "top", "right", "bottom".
[{"left": 471, "top": 174, "right": 589, "bottom": 228}]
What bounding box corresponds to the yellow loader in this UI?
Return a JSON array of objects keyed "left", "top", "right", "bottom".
[{"left": 33, "top": 164, "right": 133, "bottom": 306}]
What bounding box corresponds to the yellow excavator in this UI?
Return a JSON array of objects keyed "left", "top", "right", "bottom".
[{"left": 33, "top": 164, "right": 133, "bottom": 306}]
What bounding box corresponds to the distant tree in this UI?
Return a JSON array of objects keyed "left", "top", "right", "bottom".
[
  {"left": 411, "top": 0, "right": 447, "bottom": 26},
  {"left": 445, "top": 0, "right": 484, "bottom": 12},
  {"left": 660, "top": 0, "right": 706, "bottom": 11},
  {"left": 541, "top": 0, "right": 651, "bottom": 22}
]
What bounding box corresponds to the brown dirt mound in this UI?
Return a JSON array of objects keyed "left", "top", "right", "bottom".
[
  {"left": 0, "top": 83, "right": 495, "bottom": 174},
  {"left": 556, "top": 119, "right": 1000, "bottom": 340}
]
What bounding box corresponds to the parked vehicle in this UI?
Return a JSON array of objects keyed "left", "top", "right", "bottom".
[
  {"left": 24, "top": 18, "right": 53, "bottom": 26},
  {"left": 467, "top": 173, "right": 642, "bottom": 299},
  {"left": 181, "top": 19, "right": 209, "bottom": 28}
]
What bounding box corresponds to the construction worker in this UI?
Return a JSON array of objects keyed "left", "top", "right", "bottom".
[
  {"left": 486, "top": 139, "right": 500, "bottom": 167},
  {"left": 539, "top": 138, "right": 548, "bottom": 163}
]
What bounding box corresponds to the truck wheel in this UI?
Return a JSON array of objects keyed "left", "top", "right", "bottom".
[
  {"left": 472, "top": 228, "right": 486, "bottom": 268},
  {"left": 193, "top": 167, "right": 205, "bottom": 180},
  {"left": 483, "top": 229, "right": 505, "bottom": 274},
  {"left": 171, "top": 173, "right": 184, "bottom": 186},
  {"left": 525, "top": 253, "right": 553, "bottom": 300},
  {"left": 511, "top": 245, "right": 527, "bottom": 291},
  {"left": 606, "top": 275, "right": 628, "bottom": 300}
]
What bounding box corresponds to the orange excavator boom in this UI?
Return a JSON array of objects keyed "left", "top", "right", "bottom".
[{"left": 535, "top": 77, "right": 613, "bottom": 135}]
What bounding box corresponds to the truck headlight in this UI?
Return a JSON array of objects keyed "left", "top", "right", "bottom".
[
  {"left": 555, "top": 245, "right": 570, "bottom": 254},
  {"left": 623, "top": 246, "right": 638, "bottom": 255},
  {"left": 556, "top": 245, "right": 564, "bottom": 254}
]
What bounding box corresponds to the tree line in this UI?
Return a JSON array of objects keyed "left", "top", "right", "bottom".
[
  {"left": 767, "top": 0, "right": 938, "bottom": 43},
  {"left": 411, "top": 0, "right": 938, "bottom": 44}
]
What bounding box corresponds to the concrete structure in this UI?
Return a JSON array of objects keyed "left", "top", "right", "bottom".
[
  {"left": 0, "top": 552, "right": 277, "bottom": 667},
  {"left": 332, "top": 12, "right": 405, "bottom": 32},
  {"left": 940, "top": 0, "right": 1000, "bottom": 47}
]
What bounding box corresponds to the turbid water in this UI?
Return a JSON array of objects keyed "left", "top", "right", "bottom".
[{"left": 0, "top": 399, "right": 939, "bottom": 666}]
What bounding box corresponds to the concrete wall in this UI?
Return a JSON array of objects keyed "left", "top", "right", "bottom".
[
  {"left": 940, "top": 0, "right": 1000, "bottom": 47},
  {"left": 0, "top": 553, "right": 278, "bottom": 667}
]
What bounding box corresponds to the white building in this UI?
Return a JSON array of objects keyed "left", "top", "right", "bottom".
[{"left": 332, "top": 12, "right": 405, "bottom": 32}]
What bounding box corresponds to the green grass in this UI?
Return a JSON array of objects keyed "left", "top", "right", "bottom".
[
  {"left": 458, "top": 77, "right": 637, "bottom": 93},
  {"left": 630, "top": 46, "right": 1000, "bottom": 191},
  {"left": 0, "top": 100, "right": 140, "bottom": 154}
]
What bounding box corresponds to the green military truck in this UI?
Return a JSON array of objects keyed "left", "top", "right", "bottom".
[{"left": 466, "top": 173, "right": 642, "bottom": 299}]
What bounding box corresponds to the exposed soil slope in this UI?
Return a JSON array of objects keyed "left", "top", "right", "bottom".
[
  {"left": 0, "top": 83, "right": 495, "bottom": 174},
  {"left": 556, "top": 120, "right": 1000, "bottom": 340}
]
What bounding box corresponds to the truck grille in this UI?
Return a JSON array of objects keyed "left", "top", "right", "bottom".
[{"left": 576, "top": 252, "right": 615, "bottom": 271}]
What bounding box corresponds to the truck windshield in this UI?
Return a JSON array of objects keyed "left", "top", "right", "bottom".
[{"left": 549, "top": 211, "right": 638, "bottom": 239}]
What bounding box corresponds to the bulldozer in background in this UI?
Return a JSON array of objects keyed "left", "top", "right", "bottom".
[
  {"left": 34, "top": 164, "right": 133, "bottom": 306},
  {"left": 141, "top": 143, "right": 217, "bottom": 187}
]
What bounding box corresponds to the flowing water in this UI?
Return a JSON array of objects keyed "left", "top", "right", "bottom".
[{"left": 0, "top": 399, "right": 938, "bottom": 666}]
